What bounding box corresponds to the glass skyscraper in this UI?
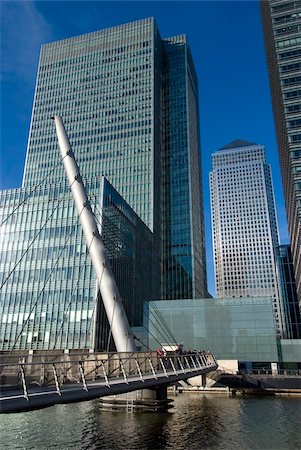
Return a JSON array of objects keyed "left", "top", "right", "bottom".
[
  {"left": 210, "top": 140, "right": 284, "bottom": 333},
  {"left": 261, "top": 0, "right": 301, "bottom": 304},
  {"left": 22, "top": 17, "right": 207, "bottom": 301},
  {"left": 161, "top": 36, "right": 206, "bottom": 299},
  {"left": 0, "top": 18, "right": 207, "bottom": 351}
]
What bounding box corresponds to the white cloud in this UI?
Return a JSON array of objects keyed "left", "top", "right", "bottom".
[{"left": 1, "top": 1, "right": 53, "bottom": 83}]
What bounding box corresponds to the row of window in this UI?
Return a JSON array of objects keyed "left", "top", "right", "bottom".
[
  {"left": 288, "top": 118, "right": 301, "bottom": 128},
  {"left": 274, "top": 11, "right": 301, "bottom": 24},
  {"left": 282, "top": 75, "right": 301, "bottom": 87},
  {"left": 286, "top": 103, "right": 301, "bottom": 113},
  {"left": 272, "top": 1, "right": 301, "bottom": 14},
  {"left": 41, "top": 40, "right": 151, "bottom": 69},
  {"left": 275, "top": 24, "right": 301, "bottom": 36},
  {"left": 279, "top": 48, "right": 301, "bottom": 60},
  {"left": 276, "top": 36, "right": 301, "bottom": 48},
  {"left": 290, "top": 133, "right": 301, "bottom": 142},
  {"left": 280, "top": 61, "right": 301, "bottom": 73}
]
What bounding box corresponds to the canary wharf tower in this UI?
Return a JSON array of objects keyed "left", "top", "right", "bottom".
[{"left": 22, "top": 18, "right": 207, "bottom": 300}]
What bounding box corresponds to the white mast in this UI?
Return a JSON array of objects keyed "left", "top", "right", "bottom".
[{"left": 52, "top": 115, "right": 136, "bottom": 353}]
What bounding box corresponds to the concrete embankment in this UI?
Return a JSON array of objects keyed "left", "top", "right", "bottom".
[{"left": 174, "top": 373, "right": 301, "bottom": 396}]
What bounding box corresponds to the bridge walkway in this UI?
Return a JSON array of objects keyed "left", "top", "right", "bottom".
[{"left": 0, "top": 351, "right": 217, "bottom": 413}]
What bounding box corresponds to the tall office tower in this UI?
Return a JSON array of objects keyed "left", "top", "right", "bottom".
[
  {"left": 261, "top": 0, "right": 301, "bottom": 304},
  {"left": 0, "top": 19, "right": 207, "bottom": 351},
  {"left": 210, "top": 141, "right": 283, "bottom": 332},
  {"left": 161, "top": 36, "right": 207, "bottom": 299},
  {"left": 21, "top": 17, "right": 207, "bottom": 300},
  {"left": 275, "top": 244, "right": 301, "bottom": 338}
]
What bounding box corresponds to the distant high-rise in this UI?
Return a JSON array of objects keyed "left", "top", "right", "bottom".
[
  {"left": 210, "top": 141, "right": 283, "bottom": 332},
  {"left": 0, "top": 18, "right": 207, "bottom": 351},
  {"left": 261, "top": 0, "right": 301, "bottom": 304}
]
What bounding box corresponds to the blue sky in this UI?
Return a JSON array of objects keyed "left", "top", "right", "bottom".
[{"left": 0, "top": 1, "right": 289, "bottom": 295}]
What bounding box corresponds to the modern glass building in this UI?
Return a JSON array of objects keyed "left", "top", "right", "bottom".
[
  {"left": 145, "top": 297, "right": 301, "bottom": 368},
  {"left": 275, "top": 244, "right": 301, "bottom": 339},
  {"left": 261, "top": 0, "right": 301, "bottom": 304},
  {"left": 146, "top": 297, "right": 279, "bottom": 364},
  {"left": 209, "top": 141, "right": 283, "bottom": 333},
  {"left": 0, "top": 178, "right": 157, "bottom": 351},
  {"left": 0, "top": 18, "right": 208, "bottom": 351},
  {"left": 21, "top": 17, "right": 207, "bottom": 301},
  {"left": 161, "top": 36, "right": 206, "bottom": 299}
]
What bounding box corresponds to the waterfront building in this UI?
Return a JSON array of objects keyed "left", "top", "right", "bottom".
[
  {"left": 275, "top": 244, "right": 301, "bottom": 339},
  {"left": 0, "top": 178, "right": 157, "bottom": 351},
  {"left": 0, "top": 18, "right": 207, "bottom": 351},
  {"left": 146, "top": 297, "right": 301, "bottom": 370},
  {"left": 209, "top": 141, "right": 283, "bottom": 332},
  {"left": 22, "top": 17, "right": 207, "bottom": 301},
  {"left": 261, "top": 0, "right": 301, "bottom": 304}
]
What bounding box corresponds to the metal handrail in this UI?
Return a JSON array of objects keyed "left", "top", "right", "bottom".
[{"left": 0, "top": 351, "right": 217, "bottom": 393}]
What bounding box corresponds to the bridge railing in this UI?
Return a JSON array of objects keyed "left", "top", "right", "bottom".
[{"left": 0, "top": 351, "right": 217, "bottom": 394}]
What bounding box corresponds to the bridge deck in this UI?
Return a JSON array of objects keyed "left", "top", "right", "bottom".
[{"left": 0, "top": 352, "right": 217, "bottom": 413}]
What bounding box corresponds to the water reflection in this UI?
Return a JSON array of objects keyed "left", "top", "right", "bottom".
[{"left": 0, "top": 394, "right": 300, "bottom": 449}]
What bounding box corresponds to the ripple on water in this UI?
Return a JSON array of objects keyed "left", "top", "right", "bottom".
[{"left": 0, "top": 394, "right": 300, "bottom": 449}]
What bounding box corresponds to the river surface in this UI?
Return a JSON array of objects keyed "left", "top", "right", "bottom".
[{"left": 1, "top": 393, "right": 300, "bottom": 449}]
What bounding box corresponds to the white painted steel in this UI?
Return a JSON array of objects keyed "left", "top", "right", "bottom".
[{"left": 53, "top": 115, "right": 136, "bottom": 353}]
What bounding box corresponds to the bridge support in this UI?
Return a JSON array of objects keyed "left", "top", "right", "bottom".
[
  {"left": 99, "top": 387, "right": 173, "bottom": 413},
  {"left": 53, "top": 115, "right": 136, "bottom": 353}
]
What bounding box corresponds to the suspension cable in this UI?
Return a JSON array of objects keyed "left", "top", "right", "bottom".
[
  {"left": 142, "top": 308, "right": 174, "bottom": 349},
  {"left": 149, "top": 308, "right": 177, "bottom": 345},
  {"left": 106, "top": 295, "right": 116, "bottom": 353},
  {"left": 51, "top": 232, "right": 96, "bottom": 351},
  {"left": 141, "top": 322, "right": 165, "bottom": 349},
  {"left": 134, "top": 333, "right": 152, "bottom": 352},
  {"left": 0, "top": 184, "right": 73, "bottom": 290},
  {"left": 1, "top": 203, "right": 86, "bottom": 361},
  {"left": 80, "top": 178, "right": 177, "bottom": 351},
  {"left": 0, "top": 155, "right": 68, "bottom": 227},
  {"left": 83, "top": 265, "right": 105, "bottom": 350},
  {"left": 151, "top": 301, "right": 178, "bottom": 344},
  {"left": 87, "top": 182, "right": 177, "bottom": 350}
]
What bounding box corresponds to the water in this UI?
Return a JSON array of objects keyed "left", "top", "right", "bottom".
[{"left": 1, "top": 394, "right": 300, "bottom": 449}]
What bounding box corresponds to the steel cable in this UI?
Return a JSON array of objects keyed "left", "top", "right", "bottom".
[
  {"left": 0, "top": 155, "right": 68, "bottom": 227},
  {"left": 51, "top": 231, "right": 96, "bottom": 351},
  {"left": 0, "top": 184, "right": 74, "bottom": 291},
  {"left": 0, "top": 201, "right": 85, "bottom": 363}
]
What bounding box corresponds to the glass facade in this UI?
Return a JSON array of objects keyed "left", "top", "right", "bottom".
[
  {"left": 0, "top": 18, "right": 208, "bottom": 351},
  {"left": 275, "top": 244, "right": 301, "bottom": 338},
  {"left": 146, "top": 297, "right": 279, "bottom": 363},
  {"left": 261, "top": 0, "right": 301, "bottom": 303},
  {"left": 21, "top": 18, "right": 207, "bottom": 301},
  {"left": 0, "top": 178, "right": 157, "bottom": 351},
  {"left": 162, "top": 36, "right": 207, "bottom": 299},
  {"left": 280, "top": 339, "right": 301, "bottom": 364},
  {"left": 96, "top": 178, "right": 159, "bottom": 349},
  {"left": 23, "top": 18, "right": 161, "bottom": 234},
  {"left": 210, "top": 141, "right": 283, "bottom": 333}
]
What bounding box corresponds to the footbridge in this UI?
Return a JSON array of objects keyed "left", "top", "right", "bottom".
[
  {"left": 0, "top": 350, "right": 217, "bottom": 413},
  {"left": 0, "top": 116, "right": 218, "bottom": 413}
]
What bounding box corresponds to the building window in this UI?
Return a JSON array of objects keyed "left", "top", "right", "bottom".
[{"left": 290, "top": 134, "right": 301, "bottom": 143}]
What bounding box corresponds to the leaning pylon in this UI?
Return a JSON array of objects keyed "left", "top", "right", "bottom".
[{"left": 52, "top": 115, "right": 136, "bottom": 353}]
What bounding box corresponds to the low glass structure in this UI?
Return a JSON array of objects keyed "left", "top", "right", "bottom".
[{"left": 146, "top": 297, "right": 280, "bottom": 363}]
